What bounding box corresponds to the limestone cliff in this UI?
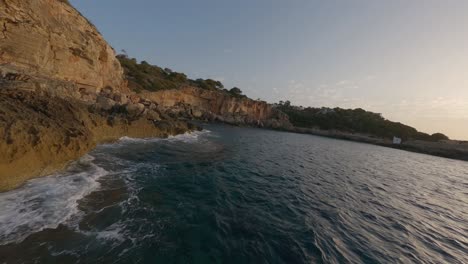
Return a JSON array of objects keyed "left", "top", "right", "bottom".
[
  {"left": 140, "top": 87, "right": 292, "bottom": 129},
  {"left": 0, "top": 90, "right": 195, "bottom": 191},
  {"left": 0, "top": 0, "right": 290, "bottom": 191},
  {"left": 0, "top": 0, "right": 126, "bottom": 93},
  {"left": 0, "top": 0, "right": 195, "bottom": 191}
]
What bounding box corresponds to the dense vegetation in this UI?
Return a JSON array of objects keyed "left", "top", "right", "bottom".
[
  {"left": 276, "top": 101, "right": 449, "bottom": 141},
  {"left": 117, "top": 55, "right": 246, "bottom": 98}
]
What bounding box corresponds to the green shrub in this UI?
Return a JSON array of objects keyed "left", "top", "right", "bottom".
[
  {"left": 276, "top": 102, "right": 449, "bottom": 140},
  {"left": 117, "top": 55, "right": 228, "bottom": 93}
]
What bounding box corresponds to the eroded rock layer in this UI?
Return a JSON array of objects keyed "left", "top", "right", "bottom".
[
  {"left": 141, "top": 87, "right": 292, "bottom": 129},
  {"left": 0, "top": 90, "right": 194, "bottom": 191},
  {"left": 0, "top": 0, "right": 126, "bottom": 93}
]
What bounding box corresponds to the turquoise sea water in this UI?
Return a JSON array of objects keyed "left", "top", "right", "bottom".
[{"left": 0, "top": 124, "right": 467, "bottom": 263}]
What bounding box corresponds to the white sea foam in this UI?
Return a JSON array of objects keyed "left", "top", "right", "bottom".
[
  {"left": 118, "top": 129, "right": 211, "bottom": 144},
  {"left": 0, "top": 130, "right": 211, "bottom": 246},
  {"left": 0, "top": 155, "right": 107, "bottom": 245},
  {"left": 95, "top": 222, "right": 127, "bottom": 242}
]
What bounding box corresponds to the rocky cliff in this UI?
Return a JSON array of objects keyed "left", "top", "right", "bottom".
[
  {"left": 116, "top": 55, "right": 292, "bottom": 129},
  {"left": 0, "top": 0, "right": 291, "bottom": 191},
  {"left": 140, "top": 87, "right": 292, "bottom": 129},
  {"left": 0, "top": 0, "right": 126, "bottom": 93},
  {"left": 0, "top": 90, "right": 194, "bottom": 191},
  {"left": 0, "top": 0, "right": 196, "bottom": 191}
]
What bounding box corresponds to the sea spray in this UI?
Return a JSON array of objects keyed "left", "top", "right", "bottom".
[{"left": 0, "top": 155, "right": 107, "bottom": 245}]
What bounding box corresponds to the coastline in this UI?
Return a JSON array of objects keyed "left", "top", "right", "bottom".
[
  {"left": 279, "top": 126, "right": 468, "bottom": 162},
  {"left": 1, "top": 0, "right": 466, "bottom": 193},
  {"left": 0, "top": 90, "right": 196, "bottom": 192},
  {"left": 2, "top": 111, "right": 467, "bottom": 193}
]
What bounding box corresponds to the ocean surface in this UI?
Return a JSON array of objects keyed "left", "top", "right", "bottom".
[{"left": 0, "top": 124, "right": 467, "bottom": 264}]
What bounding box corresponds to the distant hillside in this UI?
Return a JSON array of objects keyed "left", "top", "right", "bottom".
[
  {"left": 117, "top": 55, "right": 245, "bottom": 98},
  {"left": 116, "top": 55, "right": 291, "bottom": 128},
  {"left": 275, "top": 101, "right": 449, "bottom": 141},
  {"left": 117, "top": 55, "right": 449, "bottom": 142}
]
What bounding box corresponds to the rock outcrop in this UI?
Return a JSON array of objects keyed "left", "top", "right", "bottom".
[
  {"left": 140, "top": 87, "right": 292, "bottom": 129},
  {"left": 0, "top": 0, "right": 126, "bottom": 93},
  {"left": 0, "top": 0, "right": 197, "bottom": 191},
  {"left": 0, "top": 89, "right": 195, "bottom": 191}
]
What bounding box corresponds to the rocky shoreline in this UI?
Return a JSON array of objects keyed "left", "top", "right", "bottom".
[
  {"left": 2, "top": 77, "right": 467, "bottom": 191},
  {"left": 0, "top": 89, "right": 196, "bottom": 191},
  {"left": 0, "top": 0, "right": 291, "bottom": 191},
  {"left": 284, "top": 126, "right": 468, "bottom": 162},
  {"left": 1, "top": 0, "right": 467, "bottom": 192},
  {"left": 0, "top": 68, "right": 292, "bottom": 191}
]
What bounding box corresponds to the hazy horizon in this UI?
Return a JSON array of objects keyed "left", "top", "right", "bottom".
[{"left": 71, "top": 0, "right": 468, "bottom": 140}]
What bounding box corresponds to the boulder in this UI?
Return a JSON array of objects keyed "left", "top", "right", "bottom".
[
  {"left": 146, "top": 110, "right": 161, "bottom": 121},
  {"left": 96, "top": 96, "right": 116, "bottom": 111},
  {"left": 191, "top": 109, "right": 203, "bottom": 118},
  {"left": 126, "top": 103, "right": 145, "bottom": 116},
  {"left": 100, "top": 86, "right": 114, "bottom": 96},
  {"left": 149, "top": 103, "right": 158, "bottom": 110},
  {"left": 113, "top": 93, "right": 128, "bottom": 105},
  {"left": 129, "top": 94, "right": 141, "bottom": 104}
]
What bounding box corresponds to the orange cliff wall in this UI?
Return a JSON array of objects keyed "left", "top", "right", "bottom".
[
  {"left": 140, "top": 87, "right": 292, "bottom": 128},
  {"left": 0, "top": 0, "right": 127, "bottom": 93}
]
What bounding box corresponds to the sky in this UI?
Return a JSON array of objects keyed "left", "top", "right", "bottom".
[{"left": 70, "top": 0, "right": 468, "bottom": 140}]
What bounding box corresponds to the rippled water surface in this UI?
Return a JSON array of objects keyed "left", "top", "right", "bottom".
[{"left": 0, "top": 124, "right": 467, "bottom": 263}]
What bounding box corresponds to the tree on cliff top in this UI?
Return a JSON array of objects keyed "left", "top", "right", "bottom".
[
  {"left": 430, "top": 133, "right": 449, "bottom": 141},
  {"left": 193, "top": 79, "right": 224, "bottom": 90},
  {"left": 229, "top": 87, "right": 247, "bottom": 98},
  {"left": 229, "top": 87, "right": 242, "bottom": 95}
]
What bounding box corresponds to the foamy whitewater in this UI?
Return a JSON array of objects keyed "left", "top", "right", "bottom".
[
  {"left": 0, "top": 155, "right": 106, "bottom": 245},
  {"left": 0, "top": 130, "right": 209, "bottom": 246},
  {"left": 0, "top": 125, "right": 467, "bottom": 264}
]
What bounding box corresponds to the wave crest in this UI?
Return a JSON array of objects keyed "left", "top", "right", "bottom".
[{"left": 0, "top": 155, "right": 107, "bottom": 245}]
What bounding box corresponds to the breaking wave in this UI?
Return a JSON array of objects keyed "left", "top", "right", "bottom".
[
  {"left": 0, "top": 129, "right": 210, "bottom": 246},
  {"left": 118, "top": 129, "right": 211, "bottom": 144},
  {"left": 0, "top": 155, "right": 107, "bottom": 245}
]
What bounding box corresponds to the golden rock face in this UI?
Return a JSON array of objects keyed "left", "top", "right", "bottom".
[
  {"left": 0, "top": 0, "right": 126, "bottom": 93},
  {"left": 140, "top": 87, "right": 292, "bottom": 128},
  {"left": 0, "top": 90, "right": 194, "bottom": 192}
]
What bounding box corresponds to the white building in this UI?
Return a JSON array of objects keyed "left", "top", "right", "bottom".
[{"left": 393, "top": 137, "right": 402, "bottom": 144}]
